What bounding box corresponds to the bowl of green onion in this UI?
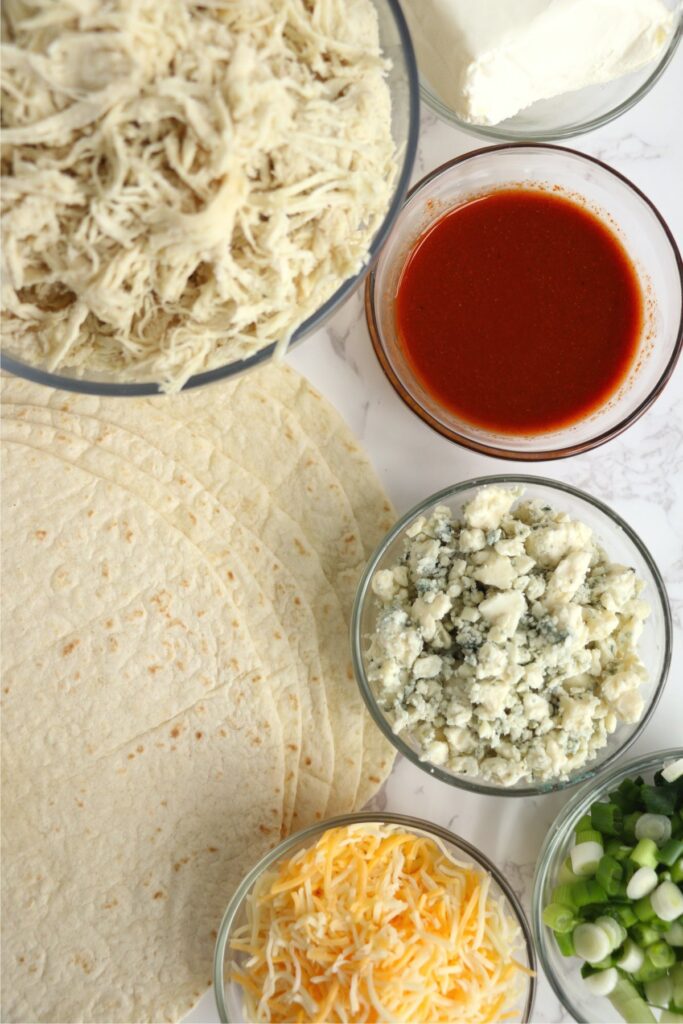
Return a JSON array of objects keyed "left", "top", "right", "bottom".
[{"left": 533, "top": 748, "right": 683, "bottom": 1023}]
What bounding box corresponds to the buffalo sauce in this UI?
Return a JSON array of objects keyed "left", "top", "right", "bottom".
[{"left": 395, "top": 189, "right": 643, "bottom": 435}]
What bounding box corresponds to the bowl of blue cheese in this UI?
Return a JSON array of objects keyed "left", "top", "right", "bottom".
[{"left": 351, "top": 477, "right": 672, "bottom": 795}]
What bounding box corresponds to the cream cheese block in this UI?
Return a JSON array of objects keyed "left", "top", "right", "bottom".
[{"left": 403, "top": 0, "right": 676, "bottom": 125}]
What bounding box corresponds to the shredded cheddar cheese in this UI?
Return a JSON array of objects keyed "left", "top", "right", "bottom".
[{"left": 229, "top": 823, "right": 532, "bottom": 1023}]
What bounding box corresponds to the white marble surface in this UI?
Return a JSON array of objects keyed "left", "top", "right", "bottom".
[{"left": 185, "top": 53, "right": 683, "bottom": 1024}]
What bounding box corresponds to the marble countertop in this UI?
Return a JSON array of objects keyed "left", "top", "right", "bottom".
[{"left": 186, "top": 53, "right": 683, "bottom": 1024}]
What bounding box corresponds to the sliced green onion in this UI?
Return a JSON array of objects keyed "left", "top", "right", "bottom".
[
  {"left": 583, "top": 967, "right": 619, "bottom": 997},
  {"left": 551, "top": 883, "right": 577, "bottom": 908},
  {"left": 672, "top": 963, "right": 683, "bottom": 1011},
  {"left": 609, "top": 977, "right": 656, "bottom": 1024},
  {"left": 615, "top": 778, "right": 645, "bottom": 812},
  {"left": 635, "top": 959, "right": 669, "bottom": 984},
  {"left": 662, "top": 759, "right": 683, "bottom": 783},
  {"left": 554, "top": 931, "right": 575, "bottom": 957},
  {"left": 596, "top": 855, "right": 624, "bottom": 897},
  {"left": 634, "top": 894, "right": 657, "bottom": 922},
  {"left": 542, "top": 902, "right": 576, "bottom": 933},
  {"left": 558, "top": 856, "right": 581, "bottom": 884},
  {"left": 570, "top": 879, "right": 607, "bottom": 908},
  {"left": 664, "top": 921, "right": 683, "bottom": 946},
  {"left": 592, "top": 802, "right": 623, "bottom": 836},
  {"left": 641, "top": 784, "right": 676, "bottom": 816},
  {"left": 660, "top": 840, "right": 683, "bottom": 866},
  {"left": 631, "top": 838, "right": 659, "bottom": 869},
  {"left": 605, "top": 838, "right": 635, "bottom": 860},
  {"left": 615, "top": 938, "right": 645, "bottom": 974},
  {"left": 631, "top": 923, "right": 662, "bottom": 948},
  {"left": 571, "top": 840, "right": 604, "bottom": 877},
  {"left": 627, "top": 866, "right": 659, "bottom": 900},
  {"left": 636, "top": 813, "right": 673, "bottom": 845},
  {"left": 646, "top": 939, "right": 676, "bottom": 970},
  {"left": 585, "top": 955, "right": 615, "bottom": 971},
  {"left": 671, "top": 858, "right": 683, "bottom": 884},
  {"left": 660, "top": 1012, "right": 683, "bottom": 1024},
  {"left": 623, "top": 811, "right": 642, "bottom": 840},
  {"left": 644, "top": 975, "right": 673, "bottom": 1009},
  {"left": 594, "top": 915, "right": 626, "bottom": 951},
  {"left": 651, "top": 880, "right": 683, "bottom": 922},
  {"left": 575, "top": 828, "right": 604, "bottom": 846},
  {"left": 573, "top": 922, "right": 612, "bottom": 963},
  {"left": 575, "top": 813, "right": 593, "bottom": 834},
  {"left": 610, "top": 904, "right": 638, "bottom": 929}
]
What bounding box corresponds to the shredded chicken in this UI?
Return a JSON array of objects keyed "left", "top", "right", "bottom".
[{"left": 0, "top": 0, "right": 395, "bottom": 390}]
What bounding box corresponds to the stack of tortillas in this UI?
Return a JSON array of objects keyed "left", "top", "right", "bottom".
[{"left": 0, "top": 365, "right": 396, "bottom": 1023}]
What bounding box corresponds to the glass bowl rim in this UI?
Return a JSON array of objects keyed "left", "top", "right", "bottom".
[
  {"left": 0, "top": 0, "right": 420, "bottom": 398},
  {"left": 417, "top": 14, "right": 682, "bottom": 141},
  {"left": 350, "top": 473, "right": 673, "bottom": 797},
  {"left": 365, "top": 142, "right": 683, "bottom": 462},
  {"left": 212, "top": 809, "right": 538, "bottom": 1024},
  {"left": 531, "top": 745, "right": 683, "bottom": 1024}
]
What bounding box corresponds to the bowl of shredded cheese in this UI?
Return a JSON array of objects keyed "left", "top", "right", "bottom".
[
  {"left": 214, "top": 813, "right": 536, "bottom": 1024},
  {"left": 0, "top": 0, "right": 418, "bottom": 395}
]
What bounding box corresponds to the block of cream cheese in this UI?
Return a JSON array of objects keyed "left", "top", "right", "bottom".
[{"left": 403, "top": 0, "right": 676, "bottom": 125}]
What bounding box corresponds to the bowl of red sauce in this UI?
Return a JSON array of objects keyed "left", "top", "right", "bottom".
[{"left": 366, "top": 144, "right": 682, "bottom": 460}]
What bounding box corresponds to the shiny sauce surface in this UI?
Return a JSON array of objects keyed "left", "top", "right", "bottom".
[{"left": 396, "top": 189, "right": 643, "bottom": 434}]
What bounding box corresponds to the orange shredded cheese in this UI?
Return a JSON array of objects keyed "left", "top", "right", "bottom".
[{"left": 229, "top": 823, "right": 532, "bottom": 1023}]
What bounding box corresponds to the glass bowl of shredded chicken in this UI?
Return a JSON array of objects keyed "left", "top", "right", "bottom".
[
  {"left": 0, "top": 0, "right": 418, "bottom": 395},
  {"left": 214, "top": 812, "right": 536, "bottom": 1024}
]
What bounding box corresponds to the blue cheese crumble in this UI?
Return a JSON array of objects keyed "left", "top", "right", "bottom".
[{"left": 367, "top": 486, "right": 650, "bottom": 786}]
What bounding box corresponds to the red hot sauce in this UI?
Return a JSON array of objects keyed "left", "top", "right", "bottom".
[{"left": 395, "top": 189, "right": 643, "bottom": 435}]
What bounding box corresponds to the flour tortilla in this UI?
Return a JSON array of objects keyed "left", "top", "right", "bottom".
[
  {"left": 236, "top": 365, "right": 398, "bottom": 805},
  {"left": 169, "top": 366, "right": 397, "bottom": 807},
  {"left": 0, "top": 386, "right": 350, "bottom": 825},
  {"left": 162, "top": 372, "right": 396, "bottom": 809},
  {"left": 0, "top": 365, "right": 396, "bottom": 1022},
  {"left": 2, "top": 377, "right": 363, "bottom": 819},
  {"left": 0, "top": 413, "right": 305, "bottom": 829},
  {"left": 0, "top": 441, "right": 284, "bottom": 1023}
]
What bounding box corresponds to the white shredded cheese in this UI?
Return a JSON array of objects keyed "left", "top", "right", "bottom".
[{"left": 0, "top": 0, "right": 395, "bottom": 390}]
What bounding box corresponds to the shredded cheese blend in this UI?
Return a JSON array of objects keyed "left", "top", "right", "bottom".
[
  {"left": 0, "top": 0, "right": 395, "bottom": 391},
  {"left": 230, "top": 823, "right": 531, "bottom": 1023}
]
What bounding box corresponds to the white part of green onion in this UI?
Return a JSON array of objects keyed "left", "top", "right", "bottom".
[
  {"left": 595, "top": 915, "right": 626, "bottom": 951},
  {"left": 583, "top": 967, "right": 618, "bottom": 998},
  {"left": 558, "top": 856, "right": 580, "bottom": 884},
  {"left": 573, "top": 922, "right": 612, "bottom": 963},
  {"left": 664, "top": 921, "right": 683, "bottom": 946},
  {"left": 644, "top": 975, "right": 673, "bottom": 1010},
  {"left": 660, "top": 1010, "right": 683, "bottom": 1023},
  {"left": 570, "top": 840, "right": 603, "bottom": 877},
  {"left": 662, "top": 758, "right": 683, "bottom": 783},
  {"left": 650, "top": 879, "right": 683, "bottom": 922},
  {"left": 635, "top": 813, "right": 673, "bottom": 845},
  {"left": 616, "top": 939, "right": 645, "bottom": 974},
  {"left": 626, "top": 866, "right": 659, "bottom": 900}
]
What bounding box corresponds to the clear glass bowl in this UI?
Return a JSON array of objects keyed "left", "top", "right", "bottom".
[
  {"left": 417, "top": 2, "right": 681, "bottom": 141},
  {"left": 213, "top": 811, "right": 537, "bottom": 1023},
  {"left": 351, "top": 475, "right": 672, "bottom": 797},
  {"left": 366, "top": 144, "right": 683, "bottom": 460},
  {"left": 0, "top": 0, "right": 419, "bottom": 397},
  {"left": 532, "top": 747, "right": 683, "bottom": 1023}
]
